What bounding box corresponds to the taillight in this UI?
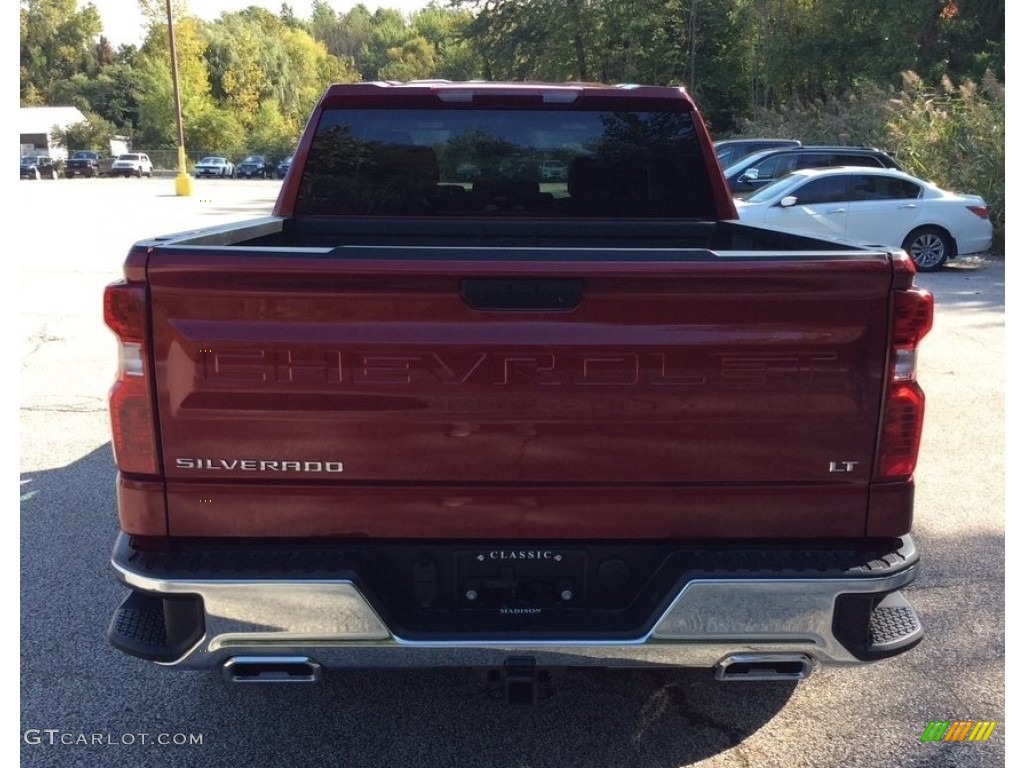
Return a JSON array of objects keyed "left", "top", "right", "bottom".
[
  {"left": 104, "top": 281, "right": 160, "bottom": 476},
  {"left": 876, "top": 287, "right": 933, "bottom": 480},
  {"left": 966, "top": 205, "right": 989, "bottom": 219}
]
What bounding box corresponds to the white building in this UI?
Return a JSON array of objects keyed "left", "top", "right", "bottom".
[{"left": 19, "top": 106, "right": 88, "bottom": 162}]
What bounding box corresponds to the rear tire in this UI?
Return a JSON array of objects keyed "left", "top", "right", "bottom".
[{"left": 902, "top": 227, "right": 953, "bottom": 272}]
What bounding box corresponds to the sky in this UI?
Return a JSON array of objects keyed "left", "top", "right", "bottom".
[{"left": 83, "top": 1, "right": 436, "bottom": 49}]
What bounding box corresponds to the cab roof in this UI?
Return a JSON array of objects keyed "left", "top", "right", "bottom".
[{"left": 320, "top": 81, "right": 697, "bottom": 110}]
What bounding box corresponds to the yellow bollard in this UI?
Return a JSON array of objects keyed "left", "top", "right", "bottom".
[{"left": 174, "top": 145, "right": 193, "bottom": 196}]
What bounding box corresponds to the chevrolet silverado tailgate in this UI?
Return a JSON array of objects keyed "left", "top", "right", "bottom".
[{"left": 147, "top": 247, "right": 895, "bottom": 538}]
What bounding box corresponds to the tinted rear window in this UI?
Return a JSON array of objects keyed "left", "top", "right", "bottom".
[
  {"left": 850, "top": 175, "right": 920, "bottom": 200},
  {"left": 295, "top": 108, "right": 716, "bottom": 218},
  {"left": 792, "top": 176, "right": 849, "bottom": 204}
]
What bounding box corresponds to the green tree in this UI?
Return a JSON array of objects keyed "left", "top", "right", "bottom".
[
  {"left": 20, "top": 0, "right": 102, "bottom": 101},
  {"left": 133, "top": 10, "right": 215, "bottom": 147},
  {"left": 21, "top": 83, "right": 46, "bottom": 106},
  {"left": 50, "top": 113, "right": 118, "bottom": 150},
  {"left": 278, "top": 26, "right": 360, "bottom": 127},
  {"left": 18, "top": 0, "right": 1004, "bottom": 168},
  {"left": 247, "top": 99, "right": 297, "bottom": 155},
  {"left": 201, "top": 8, "right": 357, "bottom": 146},
  {"left": 188, "top": 109, "right": 247, "bottom": 157},
  {"left": 96, "top": 35, "right": 117, "bottom": 66},
  {"left": 204, "top": 16, "right": 272, "bottom": 129},
  {"left": 379, "top": 36, "right": 436, "bottom": 81},
  {"left": 411, "top": 4, "right": 483, "bottom": 79},
  {"left": 309, "top": 0, "right": 343, "bottom": 53},
  {"left": 77, "top": 63, "right": 144, "bottom": 133},
  {"left": 359, "top": 7, "right": 414, "bottom": 80},
  {"left": 462, "top": 0, "right": 578, "bottom": 80}
]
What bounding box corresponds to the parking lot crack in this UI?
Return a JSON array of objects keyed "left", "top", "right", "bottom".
[
  {"left": 22, "top": 330, "right": 62, "bottom": 369},
  {"left": 21, "top": 394, "right": 106, "bottom": 414}
]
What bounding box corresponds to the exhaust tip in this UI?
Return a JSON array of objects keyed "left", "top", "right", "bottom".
[
  {"left": 715, "top": 653, "right": 813, "bottom": 682},
  {"left": 222, "top": 656, "right": 322, "bottom": 684}
]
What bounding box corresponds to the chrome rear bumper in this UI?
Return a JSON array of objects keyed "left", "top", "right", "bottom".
[{"left": 108, "top": 533, "right": 922, "bottom": 672}]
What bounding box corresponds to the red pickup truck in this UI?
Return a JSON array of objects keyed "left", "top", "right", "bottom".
[{"left": 104, "top": 82, "right": 930, "bottom": 695}]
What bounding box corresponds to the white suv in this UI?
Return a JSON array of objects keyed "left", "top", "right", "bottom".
[
  {"left": 110, "top": 153, "right": 154, "bottom": 178},
  {"left": 540, "top": 159, "right": 568, "bottom": 181}
]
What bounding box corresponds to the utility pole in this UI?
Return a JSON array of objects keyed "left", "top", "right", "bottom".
[
  {"left": 167, "top": 0, "right": 193, "bottom": 196},
  {"left": 688, "top": 0, "right": 699, "bottom": 95}
]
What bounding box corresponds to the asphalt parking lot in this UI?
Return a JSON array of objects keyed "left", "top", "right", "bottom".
[{"left": 18, "top": 178, "right": 1006, "bottom": 767}]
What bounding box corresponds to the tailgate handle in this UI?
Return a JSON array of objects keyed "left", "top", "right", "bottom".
[{"left": 461, "top": 279, "right": 584, "bottom": 311}]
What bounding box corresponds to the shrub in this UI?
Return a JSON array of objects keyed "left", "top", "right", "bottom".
[{"left": 886, "top": 72, "right": 1004, "bottom": 253}]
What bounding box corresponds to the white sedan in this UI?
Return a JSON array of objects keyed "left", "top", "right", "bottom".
[{"left": 734, "top": 166, "right": 992, "bottom": 271}]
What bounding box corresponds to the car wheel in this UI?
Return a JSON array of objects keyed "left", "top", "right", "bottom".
[
  {"left": 902, "top": 226, "right": 953, "bottom": 272},
  {"left": 135, "top": 167, "right": 142, "bottom": 178},
  {"left": 33, "top": 169, "right": 40, "bottom": 180}
]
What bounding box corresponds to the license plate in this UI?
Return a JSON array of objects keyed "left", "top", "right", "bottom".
[{"left": 456, "top": 548, "right": 587, "bottom": 610}]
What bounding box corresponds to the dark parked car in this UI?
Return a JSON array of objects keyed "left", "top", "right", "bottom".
[
  {"left": 64, "top": 150, "right": 107, "bottom": 178},
  {"left": 713, "top": 138, "right": 802, "bottom": 168},
  {"left": 724, "top": 146, "right": 903, "bottom": 197},
  {"left": 235, "top": 155, "right": 274, "bottom": 179},
  {"left": 20, "top": 154, "right": 60, "bottom": 180},
  {"left": 276, "top": 155, "right": 293, "bottom": 179}
]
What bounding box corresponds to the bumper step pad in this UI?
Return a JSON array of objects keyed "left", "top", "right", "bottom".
[
  {"left": 107, "top": 590, "right": 204, "bottom": 662},
  {"left": 833, "top": 588, "right": 923, "bottom": 661},
  {"left": 868, "top": 591, "right": 923, "bottom": 653}
]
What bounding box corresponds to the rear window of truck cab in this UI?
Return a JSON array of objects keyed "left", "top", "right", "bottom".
[{"left": 295, "top": 108, "right": 716, "bottom": 218}]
